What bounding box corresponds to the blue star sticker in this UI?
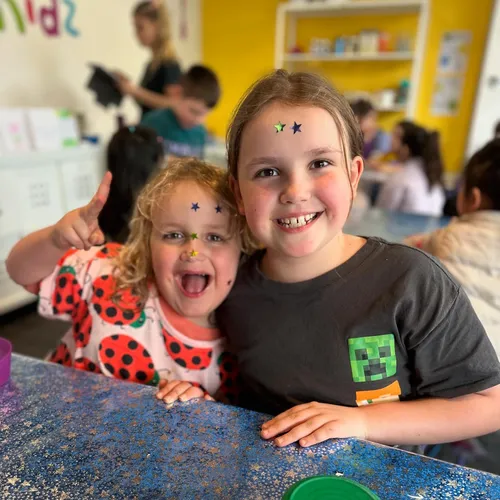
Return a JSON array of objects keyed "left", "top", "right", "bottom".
[
  {"left": 215, "top": 205, "right": 222, "bottom": 213},
  {"left": 291, "top": 122, "right": 302, "bottom": 134},
  {"left": 191, "top": 202, "right": 200, "bottom": 212}
]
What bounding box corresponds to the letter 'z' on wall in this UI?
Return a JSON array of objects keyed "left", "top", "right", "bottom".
[{"left": 0, "top": 0, "right": 79, "bottom": 37}]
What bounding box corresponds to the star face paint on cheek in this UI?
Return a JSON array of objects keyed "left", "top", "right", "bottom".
[
  {"left": 215, "top": 205, "right": 222, "bottom": 214},
  {"left": 274, "top": 121, "right": 286, "bottom": 133},
  {"left": 191, "top": 203, "right": 200, "bottom": 212}
]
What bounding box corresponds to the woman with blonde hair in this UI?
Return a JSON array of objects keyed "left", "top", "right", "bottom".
[{"left": 116, "top": 0, "right": 181, "bottom": 118}]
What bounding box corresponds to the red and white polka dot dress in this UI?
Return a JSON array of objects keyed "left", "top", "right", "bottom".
[{"left": 38, "top": 244, "right": 238, "bottom": 399}]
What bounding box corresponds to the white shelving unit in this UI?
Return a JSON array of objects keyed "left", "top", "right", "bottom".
[
  {"left": 0, "top": 145, "right": 104, "bottom": 315},
  {"left": 275, "top": 0, "right": 430, "bottom": 118}
]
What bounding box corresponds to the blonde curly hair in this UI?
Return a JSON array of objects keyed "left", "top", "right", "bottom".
[{"left": 114, "top": 158, "right": 256, "bottom": 306}]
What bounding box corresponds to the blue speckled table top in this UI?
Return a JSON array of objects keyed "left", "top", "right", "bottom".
[{"left": 1, "top": 355, "right": 499, "bottom": 499}]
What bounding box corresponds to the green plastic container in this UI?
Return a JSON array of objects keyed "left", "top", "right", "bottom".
[{"left": 282, "top": 475, "right": 380, "bottom": 500}]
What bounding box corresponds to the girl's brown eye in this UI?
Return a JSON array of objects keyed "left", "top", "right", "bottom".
[
  {"left": 256, "top": 168, "right": 279, "bottom": 178},
  {"left": 162, "top": 233, "right": 183, "bottom": 241},
  {"left": 311, "top": 160, "right": 331, "bottom": 169}
]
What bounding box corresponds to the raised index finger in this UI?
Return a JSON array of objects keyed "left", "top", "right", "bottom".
[{"left": 81, "top": 171, "right": 112, "bottom": 223}]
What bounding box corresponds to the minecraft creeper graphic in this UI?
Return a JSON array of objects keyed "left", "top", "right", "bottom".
[{"left": 348, "top": 334, "right": 397, "bottom": 383}]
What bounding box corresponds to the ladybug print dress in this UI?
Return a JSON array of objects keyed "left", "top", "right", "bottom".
[{"left": 38, "top": 244, "right": 234, "bottom": 397}]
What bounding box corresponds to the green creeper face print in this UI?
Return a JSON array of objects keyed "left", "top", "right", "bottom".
[{"left": 348, "top": 334, "right": 397, "bottom": 383}]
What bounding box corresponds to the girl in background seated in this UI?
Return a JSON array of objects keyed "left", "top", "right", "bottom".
[
  {"left": 6, "top": 159, "right": 245, "bottom": 403},
  {"left": 404, "top": 139, "right": 500, "bottom": 357},
  {"left": 350, "top": 99, "right": 391, "bottom": 168},
  {"left": 99, "top": 125, "right": 163, "bottom": 244},
  {"left": 376, "top": 121, "right": 445, "bottom": 216}
]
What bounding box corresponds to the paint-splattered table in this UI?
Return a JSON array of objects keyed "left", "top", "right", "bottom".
[{"left": 1, "top": 355, "right": 499, "bottom": 499}]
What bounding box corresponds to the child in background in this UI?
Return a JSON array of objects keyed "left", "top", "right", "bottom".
[
  {"left": 99, "top": 125, "right": 163, "bottom": 244},
  {"left": 6, "top": 159, "right": 244, "bottom": 403},
  {"left": 218, "top": 70, "right": 500, "bottom": 449},
  {"left": 116, "top": 1, "right": 181, "bottom": 118},
  {"left": 376, "top": 120, "right": 445, "bottom": 216},
  {"left": 350, "top": 98, "right": 391, "bottom": 168},
  {"left": 141, "top": 65, "right": 220, "bottom": 159},
  {"left": 404, "top": 139, "right": 500, "bottom": 357},
  {"left": 444, "top": 121, "right": 500, "bottom": 217}
]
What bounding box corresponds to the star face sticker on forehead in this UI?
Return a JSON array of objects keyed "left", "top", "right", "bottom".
[
  {"left": 191, "top": 203, "right": 200, "bottom": 212},
  {"left": 291, "top": 122, "right": 302, "bottom": 134},
  {"left": 215, "top": 205, "right": 222, "bottom": 214},
  {"left": 274, "top": 121, "right": 286, "bottom": 133},
  {"left": 190, "top": 233, "right": 198, "bottom": 240}
]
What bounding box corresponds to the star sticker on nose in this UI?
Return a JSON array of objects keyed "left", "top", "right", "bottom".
[
  {"left": 190, "top": 250, "right": 199, "bottom": 257},
  {"left": 215, "top": 205, "right": 222, "bottom": 213},
  {"left": 190, "top": 233, "right": 198, "bottom": 240},
  {"left": 191, "top": 202, "right": 200, "bottom": 212},
  {"left": 291, "top": 122, "right": 302, "bottom": 134},
  {"left": 274, "top": 121, "right": 286, "bottom": 133}
]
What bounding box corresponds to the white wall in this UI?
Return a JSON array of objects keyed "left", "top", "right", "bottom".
[
  {"left": 466, "top": 0, "right": 500, "bottom": 157},
  {"left": 0, "top": 0, "right": 201, "bottom": 143}
]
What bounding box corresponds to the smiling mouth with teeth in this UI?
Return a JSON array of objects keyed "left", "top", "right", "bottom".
[{"left": 276, "top": 212, "right": 321, "bottom": 229}]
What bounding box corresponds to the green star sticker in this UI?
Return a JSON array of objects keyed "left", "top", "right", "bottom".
[
  {"left": 274, "top": 121, "right": 286, "bottom": 133},
  {"left": 190, "top": 233, "right": 198, "bottom": 240}
]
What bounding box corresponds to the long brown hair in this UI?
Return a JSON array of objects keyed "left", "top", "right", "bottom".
[
  {"left": 226, "top": 70, "right": 363, "bottom": 187},
  {"left": 134, "top": 1, "right": 176, "bottom": 68},
  {"left": 397, "top": 120, "right": 444, "bottom": 191}
]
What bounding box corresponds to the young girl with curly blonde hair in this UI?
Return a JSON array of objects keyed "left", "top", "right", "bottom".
[{"left": 7, "top": 159, "right": 248, "bottom": 403}]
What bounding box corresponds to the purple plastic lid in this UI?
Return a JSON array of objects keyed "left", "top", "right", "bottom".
[{"left": 0, "top": 337, "right": 12, "bottom": 387}]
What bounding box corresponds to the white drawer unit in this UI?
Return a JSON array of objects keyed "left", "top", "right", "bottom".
[{"left": 0, "top": 146, "right": 104, "bottom": 315}]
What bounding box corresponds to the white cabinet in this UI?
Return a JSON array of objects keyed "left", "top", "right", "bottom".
[
  {"left": 16, "top": 164, "right": 66, "bottom": 234},
  {"left": 0, "top": 146, "right": 104, "bottom": 314},
  {"left": 0, "top": 171, "right": 23, "bottom": 246},
  {"left": 60, "top": 160, "right": 102, "bottom": 212}
]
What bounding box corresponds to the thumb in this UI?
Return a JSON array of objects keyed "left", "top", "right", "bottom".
[{"left": 89, "top": 228, "right": 106, "bottom": 247}]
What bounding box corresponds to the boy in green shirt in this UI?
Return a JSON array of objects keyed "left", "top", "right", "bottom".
[{"left": 141, "top": 65, "right": 220, "bottom": 158}]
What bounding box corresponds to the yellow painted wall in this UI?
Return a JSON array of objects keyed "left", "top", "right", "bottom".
[
  {"left": 415, "top": 0, "right": 493, "bottom": 172},
  {"left": 203, "top": 0, "right": 493, "bottom": 172},
  {"left": 202, "top": 0, "right": 282, "bottom": 142}
]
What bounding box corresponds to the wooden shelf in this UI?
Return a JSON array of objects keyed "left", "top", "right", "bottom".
[
  {"left": 280, "top": 0, "right": 424, "bottom": 17},
  {"left": 285, "top": 51, "right": 413, "bottom": 62}
]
